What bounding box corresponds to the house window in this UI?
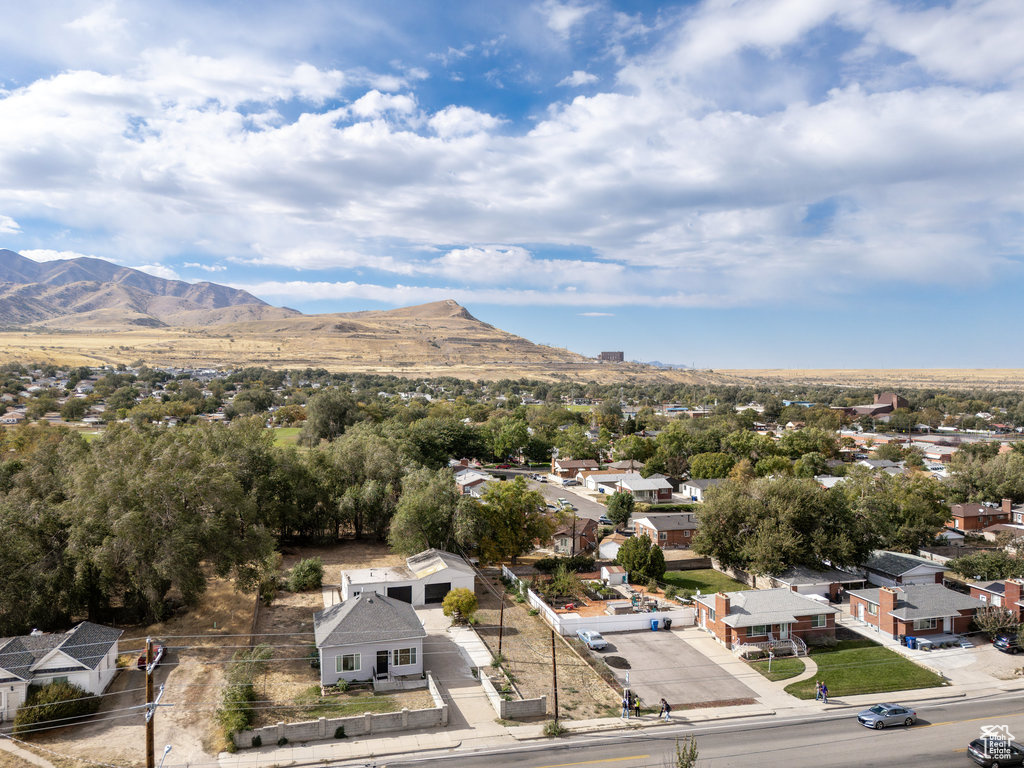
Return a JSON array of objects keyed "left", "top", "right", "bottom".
[
  {"left": 393, "top": 648, "right": 417, "bottom": 666},
  {"left": 708, "top": 608, "right": 716, "bottom": 622},
  {"left": 979, "top": 594, "right": 988, "bottom": 603},
  {"left": 810, "top": 614, "right": 826, "bottom": 628},
  {"left": 659, "top": 532, "right": 667, "bottom": 540},
  {"left": 684, "top": 530, "right": 691, "bottom": 537},
  {"left": 748, "top": 625, "right": 767, "bottom": 637},
  {"left": 51, "top": 676, "right": 68, "bottom": 685},
  {"left": 914, "top": 618, "right": 937, "bottom": 630},
  {"left": 337, "top": 653, "right": 361, "bottom": 673},
  {"left": 867, "top": 603, "right": 878, "bottom": 616},
  {"left": 993, "top": 596, "right": 1003, "bottom": 607}
]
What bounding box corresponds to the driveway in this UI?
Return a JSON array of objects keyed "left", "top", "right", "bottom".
[{"left": 594, "top": 628, "right": 757, "bottom": 709}]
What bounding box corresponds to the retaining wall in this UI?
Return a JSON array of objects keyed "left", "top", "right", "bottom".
[
  {"left": 478, "top": 668, "right": 547, "bottom": 719},
  {"left": 232, "top": 671, "right": 447, "bottom": 749}
]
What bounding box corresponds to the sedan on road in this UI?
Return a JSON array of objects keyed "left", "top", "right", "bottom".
[
  {"left": 857, "top": 703, "right": 917, "bottom": 729},
  {"left": 576, "top": 630, "right": 608, "bottom": 650},
  {"left": 968, "top": 737, "right": 1024, "bottom": 766}
]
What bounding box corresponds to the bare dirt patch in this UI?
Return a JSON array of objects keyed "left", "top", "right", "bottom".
[
  {"left": 473, "top": 569, "right": 620, "bottom": 721},
  {"left": 279, "top": 540, "right": 405, "bottom": 591}
]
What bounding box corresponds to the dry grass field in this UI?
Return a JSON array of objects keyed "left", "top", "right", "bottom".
[{"left": 723, "top": 368, "right": 1024, "bottom": 390}]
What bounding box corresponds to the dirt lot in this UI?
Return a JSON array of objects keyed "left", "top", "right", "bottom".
[
  {"left": 473, "top": 568, "right": 621, "bottom": 721},
  {"left": 23, "top": 541, "right": 414, "bottom": 767}
]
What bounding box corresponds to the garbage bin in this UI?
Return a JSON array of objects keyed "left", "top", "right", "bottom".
[
  {"left": 650, "top": 619, "right": 660, "bottom": 631},
  {"left": 898, "top": 634, "right": 906, "bottom": 646},
  {"left": 906, "top": 636, "right": 916, "bottom": 650},
  {"left": 664, "top": 618, "right": 673, "bottom": 631}
]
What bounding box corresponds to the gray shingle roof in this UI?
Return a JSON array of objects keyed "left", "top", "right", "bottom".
[
  {"left": 682, "top": 478, "right": 724, "bottom": 491},
  {"left": 974, "top": 581, "right": 1005, "bottom": 596},
  {"left": 0, "top": 622, "right": 122, "bottom": 681},
  {"left": 863, "top": 550, "right": 945, "bottom": 578},
  {"left": 635, "top": 514, "right": 697, "bottom": 532},
  {"left": 847, "top": 583, "right": 984, "bottom": 620},
  {"left": 314, "top": 592, "right": 426, "bottom": 649},
  {"left": 774, "top": 565, "right": 864, "bottom": 586},
  {"left": 694, "top": 588, "right": 837, "bottom": 628}
]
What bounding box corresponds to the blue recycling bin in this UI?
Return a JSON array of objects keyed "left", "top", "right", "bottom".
[
  {"left": 651, "top": 619, "right": 660, "bottom": 631},
  {"left": 906, "top": 636, "right": 916, "bottom": 649}
]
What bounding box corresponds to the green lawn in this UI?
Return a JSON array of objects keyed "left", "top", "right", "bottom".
[
  {"left": 784, "top": 639, "right": 946, "bottom": 700},
  {"left": 661, "top": 569, "right": 748, "bottom": 595},
  {"left": 286, "top": 686, "right": 400, "bottom": 719},
  {"left": 271, "top": 427, "right": 302, "bottom": 447},
  {"left": 750, "top": 656, "right": 805, "bottom": 682}
]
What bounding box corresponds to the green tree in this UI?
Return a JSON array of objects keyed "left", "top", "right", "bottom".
[
  {"left": 555, "top": 424, "right": 600, "bottom": 462},
  {"left": 616, "top": 534, "right": 652, "bottom": 579},
  {"left": 477, "top": 477, "right": 554, "bottom": 564},
  {"left": 689, "top": 452, "right": 735, "bottom": 479},
  {"left": 793, "top": 451, "right": 828, "bottom": 478},
  {"left": 388, "top": 468, "right": 462, "bottom": 555},
  {"left": 606, "top": 490, "right": 635, "bottom": 527},
  {"left": 754, "top": 455, "right": 792, "bottom": 477},
  {"left": 60, "top": 398, "right": 88, "bottom": 421},
  {"left": 840, "top": 467, "right": 951, "bottom": 553},
  {"left": 299, "top": 389, "right": 359, "bottom": 446},
  {"left": 441, "top": 587, "right": 478, "bottom": 624},
  {"left": 873, "top": 442, "right": 906, "bottom": 462}
]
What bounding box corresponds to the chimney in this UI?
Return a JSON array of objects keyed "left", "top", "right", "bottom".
[
  {"left": 714, "top": 591, "right": 731, "bottom": 619},
  {"left": 879, "top": 587, "right": 899, "bottom": 637},
  {"left": 1003, "top": 498, "right": 1013, "bottom": 515},
  {"left": 1005, "top": 579, "right": 1024, "bottom": 619}
]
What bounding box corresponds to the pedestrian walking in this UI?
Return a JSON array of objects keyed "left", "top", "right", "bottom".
[
  {"left": 622, "top": 694, "right": 630, "bottom": 719},
  {"left": 815, "top": 681, "right": 822, "bottom": 701},
  {"left": 634, "top": 695, "right": 641, "bottom": 718},
  {"left": 659, "top": 698, "right": 667, "bottom": 718},
  {"left": 662, "top": 700, "right": 672, "bottom": 721},
  {"left": 821, "top": 683, "right": 829, "bottom": 705}
]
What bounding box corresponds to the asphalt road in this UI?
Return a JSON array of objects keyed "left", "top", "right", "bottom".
[
  {"left": 381, "top": 693, "right": 1023, "bottom": 768},
  {"left": 488, "top": 468, "right": 610, "bottom": 522}
]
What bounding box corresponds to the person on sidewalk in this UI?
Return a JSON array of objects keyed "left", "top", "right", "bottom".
[
  {"left": 662, "top": 700, "right": 672, "bottom": 721},
  {"left": 815, "top": 681, "right": 822, "bottom": 701},
  {"left": 621, "top": 694, "right": 630, "bottom": 719},
  {"left": 633, "top": 695, "right": 641, "bottom": 718},
  {"left": 659, "top": 698, "right": 667, "bottom": 718},
  {"left": 821, "top": 683, "right": 829, "bottom": 704}
]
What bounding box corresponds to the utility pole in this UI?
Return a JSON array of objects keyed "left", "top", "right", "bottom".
[
  {"left": 145, "top": 638, "right": 154, "bottom": 768},
  {"left": 550, "top": 628, "right": 559, "bottom": 721},
  {"left": 498, "top": 597, "right": 505, "bottom": 657}
]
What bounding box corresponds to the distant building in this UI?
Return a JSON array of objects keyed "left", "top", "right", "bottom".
[{"left": 598, "top": 351, "right": 624, "bottom": 362}]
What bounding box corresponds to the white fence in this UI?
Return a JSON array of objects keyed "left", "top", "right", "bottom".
[{"left": 503, "top": 565, "right": 695, "bottom": 636}]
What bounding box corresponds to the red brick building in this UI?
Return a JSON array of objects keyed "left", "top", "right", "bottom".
[
  {"left": 693, "top": 588, "right": 838, "bottom": 651},
  {"left": 633, "top": 514, "right": 697, "bottom": 548},
  {"left": 947, "top": 500, "right": 1012, "bottom": 532},
  {"left": 970, "top": 579, "right": 1024, "bottom": 621},
  {"left": 847, "top": 584, "right": 983, "bottom": 639}
]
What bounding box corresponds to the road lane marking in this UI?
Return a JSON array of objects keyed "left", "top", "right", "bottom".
[
  {"left": 534, "top": 756, "right": 650, "bottom": 768},
  {"left": 921, "top": 710, "right": 1024, "bottom": 729}
]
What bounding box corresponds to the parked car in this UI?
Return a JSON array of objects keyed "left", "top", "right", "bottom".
[
  {"left": 496, "top": 463, "right": 512, "bottom": 469},
  {"left": 994, "top": 633, "right": 1021, "bottom": 654},
  {"left": 598, "top": 515, "right": 613, "bottom": 525},
  {"left": 857, "top": 703, "right": 917, "bottom": 729},
  {"left": 968, "top": 737, "right": 1024, "bottom": 766},
  {"left": 576, "top": 630, "right": 608, "bottom": 650},
  {"left": 137, "top": 643, "right": 165, "bottom": 671}
]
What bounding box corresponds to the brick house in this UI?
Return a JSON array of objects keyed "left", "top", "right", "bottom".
[
  {"left": 862, "top": 550, "right": 947, "bottom": 587},
  {"left": 693, "top": 588, "right": 838, "bottom": 651},
  {"left": 847, "top": 584, "right": 984, "bottom": 639},
  {"left": 550, "top": 458, "right": 600, "bottom": 479},
  {"left": 633, "top": 514, "right": 697, "bottom": 548},
  {"left": 551, "top": 515, "right": 598, "bottom": 555},
  {"left": 947, "top": 500, "right": 1012, "bottom": 532},
  {"left": 970, "top": 579, "right": 1024, "bottom": 620}
]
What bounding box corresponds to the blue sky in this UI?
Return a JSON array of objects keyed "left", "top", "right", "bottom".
[{"left": 1, "top": 0, "right": 1023, "bottom": 368}]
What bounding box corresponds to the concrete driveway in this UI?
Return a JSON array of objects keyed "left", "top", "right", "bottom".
[{"left": 594, "top": 628, "right": 757, "bottom": 710}]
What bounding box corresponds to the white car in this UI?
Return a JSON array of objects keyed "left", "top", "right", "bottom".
[{"left": 576, "top": 630, "right": 608, "bottom": 650}]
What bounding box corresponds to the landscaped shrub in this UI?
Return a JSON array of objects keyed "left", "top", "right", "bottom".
[
  {"left": 251, "top": 735, "right": 262, "bottom": 748},
  {"left": 277, "top": 736, "right": 288, "bottom": 746},
  {"left": 664, "top": 585, "right": 679, "bottom": 600},
  {"left": 534, "top": 555, "right": 595, "bottom": 574},
  {"left": 288, "top": 557, "right": 324, "bottom": 592},
  {"left": 543, "top": 719, "right": 567, "bottom": 737},
  {"left": 216, "top": 644, "right": 272, "bottom": 743},
  {"left": 334, "top": 725, "right": 347, "bottom": 739},
  {"left": 13, "top": 682, "right": 100, "bottom": 737}
]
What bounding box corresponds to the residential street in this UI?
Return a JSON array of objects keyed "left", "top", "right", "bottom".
[{"left": 382, "top": 693, "right": 1024, "bottom": 768}]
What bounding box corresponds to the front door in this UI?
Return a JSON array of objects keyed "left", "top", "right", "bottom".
[
  {"left": 857, "top": 604, "right": 865, "bottom": 622},
  {"left": 376, "top": 650, "right": 389, "bottom": 678},
  {"left": 943, "top": 616, "right": 952, "bottom": 633},
  {"left": 777, "top": 623, "right": 790, "bottom": 640}
]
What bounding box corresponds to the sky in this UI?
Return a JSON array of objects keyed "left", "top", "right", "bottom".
[{"left": 1, "top": 0, "right": 1023, "bottom": 369}]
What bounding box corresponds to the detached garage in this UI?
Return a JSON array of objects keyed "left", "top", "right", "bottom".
[{"left": 341, "top": 549, "right": 476, "bottom": 607}]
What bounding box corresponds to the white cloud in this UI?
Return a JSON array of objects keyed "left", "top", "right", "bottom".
[
  {"left": 428, "top": 106, "right": 503, "bottom": 137},
  {"left": 0, "top": 215, "right": 20, "bottom": 234},
  {"left": 19, "top": 249, "right": 93, "bottom": 262},
  {"left": 558, "top": 70, "right": 598, "bottom": 87},
  {"left": 579, "top": 311, "right": 613, "bottom": 316},
  {"left": 540, "top": 0, "right": 595, "bottom": 38},
  {"left": 135, "top": 263, "right": 180, "bottom": 280},
  {"left": 183, "top": 262, "right": 227, "bottom": 272}
]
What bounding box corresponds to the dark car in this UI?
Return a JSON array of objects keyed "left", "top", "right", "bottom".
[
  {"left": 857, "top": 703, "right": 916, "bottom": 729},
  {"left": 968, "top": 737, "right": 1024, "bottom": 766},
  {"left": 598, "top": 515, "right": 613, "bottom": 525},
  {"left": 994, "top": 634, "right": 1021, "bottom": 655}
]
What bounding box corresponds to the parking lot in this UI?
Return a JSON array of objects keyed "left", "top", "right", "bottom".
[{"left": 592, "top": 628, "right": 757, "bottom": 710}]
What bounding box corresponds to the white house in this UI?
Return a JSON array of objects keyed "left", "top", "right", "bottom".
[
  {"left": 600, "top": 565, "right": 628, "bottom": 585},
  {"left": 314, "top": 592, "right": 426, "bottom": 686},
  {"left": 0, "top": 622, "right": 123, "bottom": 721},
  {"left": 678, "top": 478, "right": 724, "bottom": 503},
  {"left": 340, "top": 549, "right": 476, "bottom": 606}
]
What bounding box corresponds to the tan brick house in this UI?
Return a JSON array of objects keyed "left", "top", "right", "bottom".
[
  {"left": 693, "top": 587, "right": 838, "bottom": 652},
  {"left": 847, "top": 583, "right": 983, "bottom": 639}
]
